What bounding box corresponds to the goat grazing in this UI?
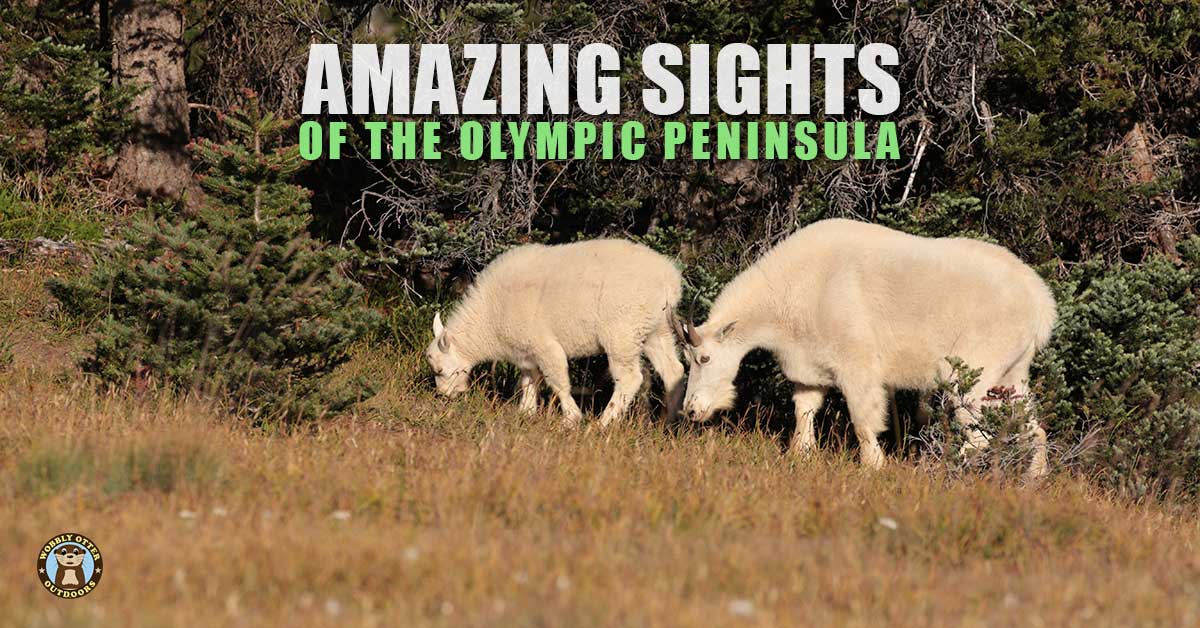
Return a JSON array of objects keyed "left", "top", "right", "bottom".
[
  {"left": 676, "top": 219, "right": 1055, "bottom": 477},
  {"left": 426, "top": 239, "right": 685, "bottom": 426}
]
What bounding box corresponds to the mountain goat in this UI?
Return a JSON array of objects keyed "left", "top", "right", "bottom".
[
  {"left": 426, "top": 239, "right": 685, "bottom": 426},
  {"left": 676, "top": 219, "right": 1055, "bottom": 477}
]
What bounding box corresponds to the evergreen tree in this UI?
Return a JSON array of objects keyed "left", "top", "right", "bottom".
[
  {"left": 0, "top": 1, "right": 133, "bottom": 170},
  {"left": 50, "top": 92, "right": 379, "bottom": 422},
  {"left": 1036, "top": 238, "right": 1200, "bottom": 499}
]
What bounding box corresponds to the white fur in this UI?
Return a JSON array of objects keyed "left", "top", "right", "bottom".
[
  {"left": 680, "top": 219, "right": 1055, "bottom": 477},
  {"left": 427, "top": 239, "right": 686, "bottom": 426}
]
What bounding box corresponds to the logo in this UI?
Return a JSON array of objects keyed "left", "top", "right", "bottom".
[{"left": 37, "top": 533, "right": 103, "bottom": 598}]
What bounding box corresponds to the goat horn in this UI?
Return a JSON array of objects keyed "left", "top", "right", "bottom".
[
  {"left": 671, "top": 310, "right": 689, "bottom": 346},
  {"left": 685, "top": 293, "right": 702, "bottom": 347}
]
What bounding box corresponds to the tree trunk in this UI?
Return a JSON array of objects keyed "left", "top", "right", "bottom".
[{"left": 111, "top": 0, "right": 191, "bottom": 200}]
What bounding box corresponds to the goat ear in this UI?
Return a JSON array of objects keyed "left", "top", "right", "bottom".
[
  {"left": 433, "top": 312, "right": 452, "bottom": 351},
  {"left": 718, "top": 320, "right": 737, "bottom": 340},
  {"left": 432, "top": 311, "right": 445, "bottom": 337}
]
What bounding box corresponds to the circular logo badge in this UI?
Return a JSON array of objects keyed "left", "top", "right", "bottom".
[{"left": 37, "top": 533, "right": 103, "bottom": 598}]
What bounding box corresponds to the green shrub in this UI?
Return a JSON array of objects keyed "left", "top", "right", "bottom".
[
  {"left": 0, "top": 1, "right": 131, "bottom": 243},
  {"left": 0, "top": 2, "right": 133, "bottom": 170},
  {"left": 1036, "top": 238, "right": 1200, "bottom": 499},
  {"left": 49, "top": 95, "right": 379, "bottom": 422},
  {"left": 913, "top": 357, "right": 1046, "bottom": 478}
]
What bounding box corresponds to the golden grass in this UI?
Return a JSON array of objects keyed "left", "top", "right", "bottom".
[{"left": 1, "top": 265, "right": 1198, "bottom": 627}]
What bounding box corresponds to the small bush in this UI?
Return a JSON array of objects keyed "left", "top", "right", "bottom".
[
  {"left": 915, "top": 357, "right": 1047, "bottom": 478},
  {"left": 0, "top": 2, "right": 131, "bottom": 243},
  {"left": 1036, "top": 238, "right": 1200, "bottom": 499},
  {"left": 49, "top": 95, "right": 379, "bottom": 422},
  {"left": 0, "top": 4, "right": 133, "bottom": 171}
]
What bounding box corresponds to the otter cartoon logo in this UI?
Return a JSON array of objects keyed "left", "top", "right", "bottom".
[{"left": 37, "top": 533, "right": 103, "bottom": 599}]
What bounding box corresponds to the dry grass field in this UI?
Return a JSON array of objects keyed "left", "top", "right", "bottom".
[{"left": 1, "top": 262, "right": 1199, "bottom": 627}]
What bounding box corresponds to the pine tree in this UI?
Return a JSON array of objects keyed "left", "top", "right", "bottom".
[
  {"left": 1036, "top": 238, "right": 1200, "bottom": 499},
  {"left": 0, "top": 1, "right": 134, "bottom": 170},
  {"left": 50, "top": 92, "right": 379, "bottom": 422}
]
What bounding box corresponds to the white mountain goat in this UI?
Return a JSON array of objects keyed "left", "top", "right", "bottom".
[
  {"left": 426, "top": 239, "right": 686, "bottom": 426},
  {"left": 675, "top": 219, "right": 1055, "bottom": 477}
]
